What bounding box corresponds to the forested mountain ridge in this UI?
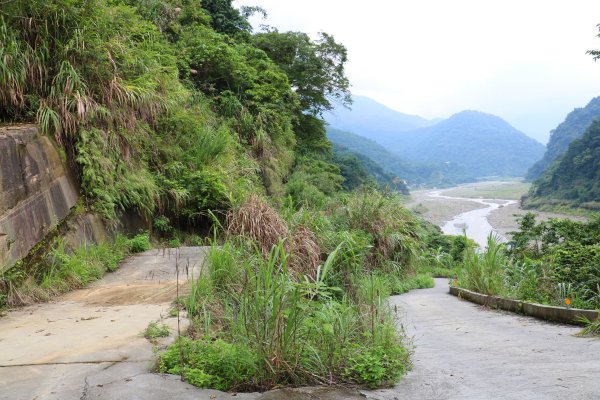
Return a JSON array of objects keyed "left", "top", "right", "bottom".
[
  {"left": 525, "top": 97, "right": 600, "bottom": 181},
  {"left": 379, "top": 110, "right": 545, "bottom": 178},
  {"left": 526, "top": 120, "right": 600, "bottom": 211},
  {"left": 327, "top": 128, "right": 472, "bottom": 187}
]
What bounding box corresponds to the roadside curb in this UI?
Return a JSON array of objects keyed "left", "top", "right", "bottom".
[{"left": 449, "top": 286, "right": 598, "bottom": 325}]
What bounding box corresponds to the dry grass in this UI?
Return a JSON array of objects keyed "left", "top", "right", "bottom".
[
  {"left": 289, "top": 225, "right": 321, "bottom": 279},
  {"left": 225, "top": 196, "right": 321, "bottom": 279},
  {"left": 226, "top": 195, "right": 289, "bottom": 258}
]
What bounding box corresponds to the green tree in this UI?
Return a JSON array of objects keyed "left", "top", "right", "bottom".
[{"left": 253, "top": 31, "right": 351, "bottom": 115}]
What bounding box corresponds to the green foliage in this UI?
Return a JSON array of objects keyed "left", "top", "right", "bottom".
[
  {"left": 143, "top": 321, "right": 170, "bottom": 339},
  {"left": 253, "top": 31, "right": 351, "bottom": 115},
  {"left": 456, "top": 234, "right": 507, "bottom": 296},
  {"left": 127, "top": 233, "right": 151, "bottom": 253},
  {"left": 527, "top": 120, "right": 600, "bottom": 209},
  {"left": 526, "top": 97, "right": 600, "bottom": 181},
  {"left": 344, "top": 343, "right": 409, "bottom": 388},
  {"left": 158, "top": 338, "right": 259, "bottom": 390}
]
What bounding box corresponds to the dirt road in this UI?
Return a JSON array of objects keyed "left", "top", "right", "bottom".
[{"left": 367, "top": 279, "right": 600, "bottom": 400}]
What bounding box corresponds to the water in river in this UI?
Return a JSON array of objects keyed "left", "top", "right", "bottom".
[{"left": 429, "top": 191, "right": 517, "bottom": 248}]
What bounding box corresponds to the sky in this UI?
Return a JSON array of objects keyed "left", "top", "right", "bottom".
[{"left": 234, "top": 0, "right": 600, "bottom": 143}]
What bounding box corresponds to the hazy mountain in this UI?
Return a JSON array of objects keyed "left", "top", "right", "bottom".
[
  {"left": 325, "top": 95, "right": 438, "bottom": 141},
  {"left": 525, "top": 97, "right": 600, "bottom": 181},
  {"left": 327, "top": 128, "right": 472, "bottom": 187},
  {"left": 527, "top": 120, "right": 600, "bottom": 210},
  {"left": 377, "top": 110, "right": 546, "bottom": 179}
]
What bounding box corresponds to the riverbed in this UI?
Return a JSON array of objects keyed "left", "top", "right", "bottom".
[{"left": 408, "top": 181, "right": 585, "bottom": 247}]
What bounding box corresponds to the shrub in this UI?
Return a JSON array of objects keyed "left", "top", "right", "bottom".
[
  {"left": 127, "top": 233, "right": 151, "bottom": 253},
  {"left": 158, "top": 338, "right": 259, "bottom": 391}
]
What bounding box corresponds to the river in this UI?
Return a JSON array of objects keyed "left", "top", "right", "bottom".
[{"left": 428, "top": 190, "right": 517, "bottom": 248}]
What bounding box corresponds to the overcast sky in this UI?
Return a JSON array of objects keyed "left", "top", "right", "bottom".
[{"left": 235, "top": 0, "right": 600, "bottom": 143}]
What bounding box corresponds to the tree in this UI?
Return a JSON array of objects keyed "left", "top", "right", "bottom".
[
  {"left": 587, "top": 23, "right": 600, "bottom": 60},
  {"left": 253, "top": 31, "right": 351, "bottom": 115}
]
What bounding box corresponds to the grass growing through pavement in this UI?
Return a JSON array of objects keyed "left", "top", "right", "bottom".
[{"left": 143, "top": 321, "right": 170, "bottom": 340}]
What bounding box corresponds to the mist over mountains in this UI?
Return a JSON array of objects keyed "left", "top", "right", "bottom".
[{"left": 326, "top": 96, "right": 545, "bottom": 186}]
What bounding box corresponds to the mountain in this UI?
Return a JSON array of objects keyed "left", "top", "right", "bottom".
[
  {"left": 332, "top": 144, "right": 409, "bottom": 194},
  {"left": 327, "top": 128, "right": 472, "bottom": 187},
  {"left": 525, "top": 97, "right": 600, "bottom": 181},
  {"left": 526, "top": 120, "right": 600, "bottom": 211},
  {"left": 325, "top": 95, "right": 438, "bottom": 141},
  {"left": 377, "top": 110, "right": 546, "bottom": 179}
]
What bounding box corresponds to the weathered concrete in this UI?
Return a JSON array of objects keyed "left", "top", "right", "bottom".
[
  {"left": 0, "top": 247, "right": 208, "bottom": 400},
  {"left": 366, "top": 279, "right": 600, "bottom": 400},
  {"left": 0, "top": 125, "right": 79, "bottom": 270},
  {"left": 449, "top": 285, "right": 599, "bottom": 325}
]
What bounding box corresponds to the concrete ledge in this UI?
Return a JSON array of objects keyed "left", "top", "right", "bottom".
[{"left": 449, "top": 286, "right": 598, "bottom": 325}]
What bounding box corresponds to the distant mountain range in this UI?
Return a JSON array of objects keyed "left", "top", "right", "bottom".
[
  {"left": 326, "top": 95, "right": 439, "bottom": 139},
  {"left": 525, "top": 97, "right": 600, "bottom": 181},
  {"left": 326, "top": 96, "right": 545, "bottom": 186}
]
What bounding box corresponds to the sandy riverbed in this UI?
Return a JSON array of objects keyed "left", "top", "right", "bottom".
[{"left": 407, "top": 181, "right": 585, "bottom": 239}]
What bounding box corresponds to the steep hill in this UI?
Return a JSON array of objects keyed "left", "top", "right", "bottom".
[
  {"left": 379, "top": 111, "right": 545, "bottom": 179},
  {"left": 527, "top": 120, "right": 600, "bottom": 210},
  {"left": 332, "top": 144, "right": 409, "bottom": 194},
  {"left": 325, "top": 95, "right": 438, "bottom": 141},
  {"left": 327, "top": 128, "right": 472, "bottom": 187},
  {"left": 525, "top": 97, "right": 600, "bottom": 181}
]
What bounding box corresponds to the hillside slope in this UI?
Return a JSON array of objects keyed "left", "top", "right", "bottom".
[
  {"left": 380, "top": 111, "right": 545, "bottom": 179},
  {"left": 525, "top": 97, "right": 600, "bottom": 181},
  {"left": 527, "top": 120, "right": 600, "bottom": 210},
  {"left": 327, "top": 128, "right": 473, "bottom": 187}
]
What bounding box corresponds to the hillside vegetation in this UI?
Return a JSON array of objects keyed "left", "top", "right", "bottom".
[
  {"left": 526, "top": 120, "right": 600, "bottom": 211},
  {"left": 0, "top": 0, "right": 462, "bottom": 390},
  {"left": 327, "top": 128, "right": 473, "bottom": 187},
  {"left": 526, "top": 97, "right": 600, "bottom": 181}
]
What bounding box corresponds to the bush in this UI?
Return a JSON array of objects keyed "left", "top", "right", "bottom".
[
  {"left": 127, "top": 233, "right": 151, "bottom": 253},
  {"left": 158, "top": 338, "right": 259, "bottom": 391}
]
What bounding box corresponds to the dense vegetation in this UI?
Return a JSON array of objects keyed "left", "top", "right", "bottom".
[
  {"left": 455, "top": 214, "right": 600, "bottom": 310},
  {"left": 525, "top": 97, "right": 600, "bottom": 181},
  {"left": 0, "top": 0, "right": 464, "bottom": 391},
  {"left": 332, "top": 144, "right": 409, "bottom": 194},
  {"left": 525, "top": 120, "right": 600, "bottom": 211},
  {"left": 158, "top": 192, "right": 461, "bottom": 389}
]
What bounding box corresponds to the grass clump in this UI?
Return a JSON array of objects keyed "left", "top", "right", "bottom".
[
  {"left": 127, "top": 233, "right": 151, "bottom": 253},
  {"left": 143, "top": 321, "right": 170, "bottom": 340},
  {"left": 578, "top": 316, "right": 600, "bottom": 337}
]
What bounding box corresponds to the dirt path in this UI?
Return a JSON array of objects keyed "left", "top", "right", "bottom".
[{"left": 366, "top": 279, "right": 600, "bottom": 400}]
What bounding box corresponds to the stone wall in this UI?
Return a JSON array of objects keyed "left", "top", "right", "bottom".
[{"left": 0, "top": 125, "right": 79, "bottom": 271}]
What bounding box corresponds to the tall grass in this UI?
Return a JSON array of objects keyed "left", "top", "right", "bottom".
[{"left": 456, "top": 234, "right": 507, "bottom": 296}]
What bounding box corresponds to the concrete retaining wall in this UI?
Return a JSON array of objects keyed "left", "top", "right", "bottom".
[
  {"left": 0, "top": 125, "right": 79, "bottom": 270},
  {"left": 449, "top": 286, "right": 598, "bottom": 325}
]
